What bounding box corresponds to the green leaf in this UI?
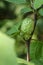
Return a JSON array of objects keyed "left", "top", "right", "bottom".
[
  {"left": 36, "top": 18, "right": 43, "bottom": 34},
  {"left": 33, "top": 0, "right": 43, "bottom": 9},
  {"left": 21, "top": 7, "right": 32, "bottom": 14},
  {"left": 35, "top": 43, "right": 42, "bottom": 59},
  {"left": 7, "top": 21, "right": 21, "bottom": 35},
  {"left": 31, "top": 60, "right": 43, "bottom": 65},
  {"left": 39, "top": 8, "right": 43, "bottom": 16},
  {"left": 6, "top": 0, "right": 26, "bottom": 4},
  {"left": 0, "top": 32, "right": 17, "bottom": 65},
  {"left": 18, "top": 59, "right": 43, "bottom": 65},
  {"left": 30, "top": 40, "right": 43, "bottom": 60},
  {"left": 17, "top": 58, "right": 35, "bottom": 65}
]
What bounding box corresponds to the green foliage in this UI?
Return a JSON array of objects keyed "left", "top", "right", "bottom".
[
  {"left": 37, "top": 18, "right": 43, "bottom": 34},
  {"left": 0, "top": 32, "right": 17, "bottom": 65},
  {"left": 39, "top": 8, "right": 43, "bottom": 16},
  {"left": 7, "top": 21, "right": 22, "bottom": 35},
  {"left": 30, "top": 40, "right": 43, "bottom": 60},
  {"left": 21, "top": 7, "right": 32, "bottom": 14},
  {"left": 30, "top": 40, "right": 43, "bottom": 65},
  {"left": 33, "top": 0, "right": 43, "bottom": 9},
  {"left": 6, "top": 0, "right": 26, "bottom": 4},
  {"left": 0, "top": 0, "right": 43, "bottom": 65},
  {"left": 17, "top": 58, "right": 35, "bottom": 65}
]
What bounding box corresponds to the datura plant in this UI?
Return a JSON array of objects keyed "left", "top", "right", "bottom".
[{"left": 0, "top": 0, "right": 43, "bottom": 64}]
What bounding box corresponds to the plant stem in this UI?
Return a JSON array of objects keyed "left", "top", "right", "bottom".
[
  {"left": 26, "top": 39, "right": 30, "bottom": 61},
  {"left": 26, "top": 11, "right": 37, "bottom": 62}
]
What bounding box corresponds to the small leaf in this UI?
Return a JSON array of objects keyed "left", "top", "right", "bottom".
[
  {"left": 39, "top": 8, "right": 43, "bottom": 16},
  {"left": 21, "top": 7, "right": 32, "bottom": 14},
  {"left": 7, "top": 21, "right": 21, "bottom": 35},
  {"left": 6, "top": 0, "right": 26, "bottom": 4},
  {"left": 33, "top": 0, "right": 43, "bottom": 9}
]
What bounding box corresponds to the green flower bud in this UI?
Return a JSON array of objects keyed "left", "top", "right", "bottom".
[{"left": 21, "top": 18, "right": 34, "bottom": 40}]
